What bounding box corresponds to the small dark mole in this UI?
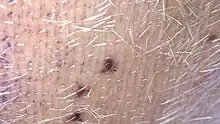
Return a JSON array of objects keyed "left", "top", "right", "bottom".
[
  {"left": 24, "top": 91, "right": 30, "bottom": 96},
  {"left": 7, "top": 11, "right": 13, "bottom": 17},
  {"left": 101, "top": 56, "right": 117, "bottom": 73},
  {"left": 2, "top": 53, "right": 7, "bottom": 57},
  {"left": 67, "top": 112, "right": 83, "bottom": 122},
  {"left": 7, "top": 42, "right": 11, "bottom": 47},
  {"left": 76, "top": 85, "right": 90, "bottom": 97},
  {"left": 27, "top": 76, "right": 32, "bottom": 80},
  {"left": 207, "top": 34, "right": 217, "bottom": 42},
  {"left": 46, "top": 12, "right": 51, "bottom": 17},
  {"left": 56, "top": 40, "right": 61, "bottom": 44}
]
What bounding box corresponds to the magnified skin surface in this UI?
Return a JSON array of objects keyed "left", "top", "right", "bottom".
[{"left": 0, "top": 0, "right": 220, "bottom": 124}]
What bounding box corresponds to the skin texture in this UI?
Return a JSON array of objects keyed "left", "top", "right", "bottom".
[{"left": 0, "top": 0, "right": 220, "bottom": 124}]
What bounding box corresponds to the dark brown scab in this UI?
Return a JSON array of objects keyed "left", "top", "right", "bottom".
[
  {"left": 76, "top": 85, "right": 90, "bottom": 97},
  {"left": 66, "top": 112, "right": 83, "bottom": 122},
  {"left": 101, "top": 56, "right": 117, "bottom": 73}
]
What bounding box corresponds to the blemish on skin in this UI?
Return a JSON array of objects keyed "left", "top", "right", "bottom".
[
  {"left": 8, "top": 0, "right": 17, "bottom": 5},
  {"left": 76, "top": 85, "right": 91, "bottom": 97},
  {"left": 206, "top": 34, "right": 217, "bottom": 42},
  {"left": 101, "top": 56, "right": 117, "bottom": 73},
  {"left": 1, "top": 35, "right": 8, "bottom": 41},
  {"left": 56, "top": 40, "right": 61, "bottom": 44},
  {"left": 7, "top": 11, "right": 14, "bottom": 17},
  {"left": 56, "top": 60, "right": 64, "bottom": 68},
  {"left": 66, "top": 112, "right": 83, "bottom": 122},
  {"left": 46, "top": 12, "right": 51, "bottom": 17},
  {"left": 7, "top": 42, "right": 11, "bottom": 47},
  {"left": 27, "top": 76, "right": 32, "bottom": 80}
]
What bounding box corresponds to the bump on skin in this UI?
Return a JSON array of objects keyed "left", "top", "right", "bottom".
[
  {"left": 7, "top": 11, "right": 13, "bottom": 17},
  {"left": 76, "top": 85, "right": 91, "bottom": 97},
  {"left": 66, "top": 112, "right": 83, "bottom": 122},
  {"left": 206, "top": 34, "right": 217, "bottom": 42},
  {"left": 100, "top": 56, "right": 117, "bottom": 73}
]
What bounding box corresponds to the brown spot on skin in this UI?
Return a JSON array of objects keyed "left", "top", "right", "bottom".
[
  {"left": 66, "top": 112, "right": 83, "bottom": 122},
  {"left": 206, "top": 34, "right": 217, "bottom": 42},
  {"left": 28, "top": 76, "right": 32, "bottom": 80},
  {"left": 7, "top": 12, "right": 13, "bottom": 17},
  {"left": 101, "top": 56, "right": 117, "bottom": 73},
  {"left": 56, "top": 40, "right": 61, "bottom": 44},
  {"left": 76, "top": 85, "right": 90, "bottom": 97},
  {"left": 1, "top": 35, "right": 8, "bottom": 41}
]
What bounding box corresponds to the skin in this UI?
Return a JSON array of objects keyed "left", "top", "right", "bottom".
[{"left": 0, "top": 0, "right": 220, "bottom": 124}]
